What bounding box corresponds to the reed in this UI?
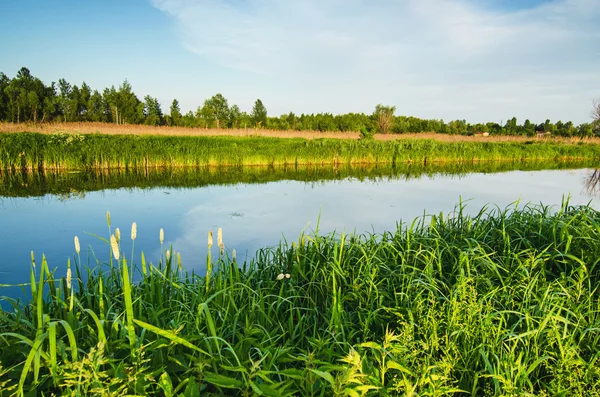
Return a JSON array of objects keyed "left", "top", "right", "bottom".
[
  {"left": 1, "top": 202, "right": 600, "bottom": 395},
  {"left": 1, "top": 132, "right": 600, "bottom": 172}
]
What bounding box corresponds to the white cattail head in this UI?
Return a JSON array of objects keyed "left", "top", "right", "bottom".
[
  {"left": 160, "top": 228, "right": 164, "bottom": 244},
  {"left": 232, "top": 249, "right": 237, "bottom": 261},
  {"left": 218, "top": 228, "right": 224, "bottom": 254},
  {"left": 285, "top": 273, "right": 291, "bottom": 279},
  {"left": 66, "top": 268, "right": 72, "bottom": 290},
  {"left": 166, "top": 250, "right": 170, "bottom": 260},
  {"left": 208, "top": 230, "right": 213, "bottom": 249},
  {"left": 74, "top": 236, "right": 80, "bottom": 255},
  {"left": 276, "top": 273, "right": 285, "bottom": 281},
  {"left": 131, "top": 222, "right": 137, "bottom": 241},
  {"left": 110, "top": 234, "right": 120, "bottom": 260},
  {"left": 115, "top": 228, "right": 121, "bottom": 243},
  {"left": 106, "top": 211, "right": 111, "bottom": 227},
  {"left": 177, "top": 252, "right": 182, "bottom": 270}
]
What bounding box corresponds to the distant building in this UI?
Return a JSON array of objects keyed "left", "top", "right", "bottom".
[{"left": 537, "top": 132, "right": 551, "bottom": 137}]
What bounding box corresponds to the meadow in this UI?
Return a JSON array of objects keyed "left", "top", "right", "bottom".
[
  {"left": 1, "top": 201, "right": 599, "bottom": 395},
  {"left": 1, "top": 131, "right": 600, "bottom": 172}
]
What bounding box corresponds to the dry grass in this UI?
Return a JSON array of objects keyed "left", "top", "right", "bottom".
[
  {"left": 1, "top": 122, "right": 598, "bottom": 144},
  {"left": 0, "top": 122, "right": 360, "bottom": 140}
]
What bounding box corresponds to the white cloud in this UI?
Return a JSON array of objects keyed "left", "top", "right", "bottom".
[{"left": 152, "top": 0, "right": 600, "bottom": 123}]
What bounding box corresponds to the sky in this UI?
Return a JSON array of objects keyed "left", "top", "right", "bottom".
[{"left": 0, "top": 0, "right": 598, "bottom": 124}]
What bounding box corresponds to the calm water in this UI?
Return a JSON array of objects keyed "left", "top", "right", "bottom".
[{"left": 0, "top": 163, "right": 598, "bottom": 303}]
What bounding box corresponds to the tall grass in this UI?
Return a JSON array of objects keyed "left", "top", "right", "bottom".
[
  {"left": 1, "top": 202, "right": 600, "bottom": 395},
  {"left": 1, "top": 132, "right": 600, "bottom": 172},
  {"left": 0, "top": 158, "right": 595, "bottom": 199}
]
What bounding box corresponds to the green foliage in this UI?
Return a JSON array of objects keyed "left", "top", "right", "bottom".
[
  {"left": 251, "top": 98, "right": 268, "bottom": 128},
  {"left": 373, "top": 104, "right": 396, "bottom": 134},
  {"left": 2, "top": 132, "right": 600, "bottom": 172},
  {"left": 0, "top": 67, "right": 597, "bottom": 138},
  {"left": 359, "top": 126, "right": 375, "bottom": 140},
  {"left": 2, "top": 202, "right": 600, "bottom": 395}
]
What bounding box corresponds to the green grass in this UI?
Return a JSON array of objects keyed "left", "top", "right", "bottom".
[
  {"left": 1, "top": 132, "right": 600, "bottom": 171},
  {"left": 0, "top": 158, "right": 596, "bottom": 199},
  {"left": 1, "top": 201, "right": 600, "bottom": 395}
]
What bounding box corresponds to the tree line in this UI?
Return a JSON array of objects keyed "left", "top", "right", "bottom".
[{"left": 1, "top": 67, "right": 598, "bottom": 137}]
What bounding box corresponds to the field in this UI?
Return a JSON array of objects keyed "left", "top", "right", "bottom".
[
  {"left": 1, "top": 122, "right": 599, "bottom": 144},
  {"left": 1, "top": 202, "right": 599, "bottom": 395},
  {"left": 1, "top": 131, "right": 600, "bottom": 172}
]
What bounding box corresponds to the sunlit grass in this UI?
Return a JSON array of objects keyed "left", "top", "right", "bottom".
[
  {"left": 1, "top": 201, "right": 600, "bottom": 395},
  {"left": 1, "top": 132, "right": 599, "bottom": 172}
]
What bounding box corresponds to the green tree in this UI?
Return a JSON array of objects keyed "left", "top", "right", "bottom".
[
  {"left": 251, "top": 99, "right": 267, "bottom": 128},
  {"left": 27, "top": 91, "right": 39, "bottom": 123},
  {"left": 57, "top": 78, "right": 72, "bottom": 121},
  {"left": 87, "top": 90, "right": 105, "bottom": 122},
  {"left": 373, "top": 104, "right": 395, "bottom": 134},
  {"left": 229, "top": 104, "right": 241, "bottom": 128},
  {"left": 118, "top": 80, "right": 142, "bottom": 124},
  {"left": 201, "top": 93, "right": 229, "bottom": 128},
  {"left": 169, "top": 99, "right": 182, "bottom": 126},
  {"left": 143, "top": 95, "right": 163, "bottom": 126}
]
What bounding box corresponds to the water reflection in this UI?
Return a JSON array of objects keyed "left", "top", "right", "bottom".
[
  {"left": 584, "top": 169, "right": 600, "bottom": 197},
  {"left": 0, "top": 159, "right": 597, "bottom": 199},
  {"left": 0, "top": 160, "right": 598, "bottom": 305}
]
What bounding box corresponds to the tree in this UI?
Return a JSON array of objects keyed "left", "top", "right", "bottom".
[
  {"left": 201, "top": 94, "right": 229, "bottom": 128},
  {"left": 87, "top": 90, "right": 105, "bottom": 122},
  {"left": 27, "top": 91, "right": 39, "bottom": 123},
  {"left": 169, "top": 99, "right": 182, "bottom": 126},
  {"left": 143, "top": 95, "right": 163, "bottom": 126},
  {"left": 251, "top": 99, "right": 267, "bottom": 128},
  {"left": 373, "top": 104, "right": 396, "bottom": 134},
  {"left": 118, "top": 80, "right": 142, "bottom": 124},
  {"left": 592, "top": 98, "right": 600, "bottom": 132},
  {"left": 229, "top": 104, "right": 241, "bottom": 128}
]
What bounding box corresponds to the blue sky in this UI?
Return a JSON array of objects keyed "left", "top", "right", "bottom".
[{"left": 1, "top": 0, "right": 598, "bottom": 123}]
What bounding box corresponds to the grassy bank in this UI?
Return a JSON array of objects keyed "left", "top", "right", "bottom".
[
  {"left": 1, "top": 132, "right": 600, "bottom": 171},
  {"left": 1, "top": 202, "right": 600, "bottom": 395},
  {"left": 1, "top": 159, "right": 596, "bottom": 198}
]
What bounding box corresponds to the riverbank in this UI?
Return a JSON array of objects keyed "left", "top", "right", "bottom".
[
  {"left": 1, "top": 202, "right": 599, "bottom": 395},
  {"left": 2, "top": 132, "right": 600, "bottom": 171}
]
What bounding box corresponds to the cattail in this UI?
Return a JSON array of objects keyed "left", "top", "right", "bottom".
[
  {"left": 106, "top": 211, "right": 111, "bottom": 227},
  {"left": 30, "top": 251, "right": 35, "bottom": 268},
  {"left": 217, "top": 228, "right": 223, "bottom": 251},
  {"left": 276, "top": 273, "right": 285, "bottom": 281},
  {"left": 285, "top": 273, "right": 291, "bottom": 279},
  {"left": 110, "top": 234, "right": 120, "bottom": 260},
  {"left": 160, "top": 228, "right": 164, "bottom": 244},
  {"left": 66, "top": 268, "right": 72, "bottom": 290},
  {"left": 115, "top": 228, "right": 121, "bottom": 243},
  {"left": 131, "top": 222, "right": 137, "bottom": 241},
  {"left": 74, "top": 236, "right": 80, "bottom": 255},
  {"left": 177, "top": 252, "right": 182, "bottom": 270},
  {"left": 232, "top": 249, "right": 236, "bottom": 261},
  {"left": 166, "top": 250, "right": 170, "bottom": 260},
  {"left": 208, "top": 230, "right": 213, "bottom": 249}
]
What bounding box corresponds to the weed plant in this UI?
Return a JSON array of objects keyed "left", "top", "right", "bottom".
[{"left": 1, "top": 201, "right": 600, "bottom": 395}]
